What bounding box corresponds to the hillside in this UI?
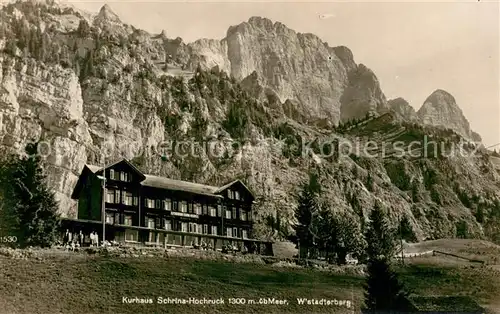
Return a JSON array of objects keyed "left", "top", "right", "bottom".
[
  {"left": 1, "top": 246, "right": 500, "bottom": 313},
  {"left": 0, "top": 0, "right": 499, "bottom": 244}
]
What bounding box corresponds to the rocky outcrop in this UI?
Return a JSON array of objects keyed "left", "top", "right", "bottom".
[
  {"left": 417, "top": 89, "right": 480, "bottom": 142},
  {"left": 388, "top": 97, "right": 419, "bottom": 122},
  {"left": 0, "top": 56, "right": 92, "bottom": 217},
  {"left": 340, "top": 64, "right": 388, "bottom": 122},
  {"left": 186, "top": 17, "right": 389, "bottom": 125}
]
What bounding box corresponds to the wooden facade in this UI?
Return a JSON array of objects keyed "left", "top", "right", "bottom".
[{"left": 68, "top": 159, "right": 272, "bottom": 255}]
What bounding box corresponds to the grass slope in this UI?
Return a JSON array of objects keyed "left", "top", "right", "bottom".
[
  {"left": 1, "top": 247, "right": 500, "bottom": 314},
  {"left": 0, "top": 254, "right": 363, "bottom": 314}
]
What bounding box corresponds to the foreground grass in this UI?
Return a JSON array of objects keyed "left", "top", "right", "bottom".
[
  {"left": 1, "top": 252, "right": 499, "bottom": 314},
  {"left": 0, "top": 254, "right": 364, "bottom": 314}
]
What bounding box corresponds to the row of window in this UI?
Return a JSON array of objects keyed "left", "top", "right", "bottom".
[
  {"left": 108, "top": 169, "right": 131, "bottom": 182},
  {"left": 105, "top": 188, "right": 251, "bottom": 222},
  {"left": 227, "top": 190, "right": 242, "bottom": 201},
  {"left": 146, "top": 217, "right": 248, "bottom": 238},
  {"left": 106, "top": 170, "right": 244, "bottom": 202},
  {"left": 105, "top": 213, "right": 134, "bottom": 226},
  {"left": 105, "top": 213, "right": 248, "bottom": 239},
  {"left": 144, "top": 198, "right": 249, "bottom": 221},
  {"left": 106, "top": 189, "right": 139, "bottom": 206}
]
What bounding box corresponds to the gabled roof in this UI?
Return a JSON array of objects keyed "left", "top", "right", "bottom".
[
  {"left": 85, "top": 165, "right": 101, "bottom": 173},
  {"left": 85, "top": 159, "right": 146, "bottom": 181},
  {"left": 71, "top": 165, "right": 100, "bottom": 199},
  {"left": 141, "top": 174, "right": 222, "bottom": 198},
  {"left": 216, "top": 179, "right": 255, "bottom": 200},
  {"left": 72, "top": 158, "right": 255, "bottom": 200}
]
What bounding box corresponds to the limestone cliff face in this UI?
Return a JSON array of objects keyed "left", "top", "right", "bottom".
[
  {"left": 417, "top": 89, "right": 480, "bottom": 142},
  {"left": 188, "top": 39, "right": 230, "bottom": 74},
  {"left": 0, "top": 55, "right": 92, "bottom": 217},
  {"left": 187, "top": 17, "right": 387, "bottom": 125},
  {"left": 388, "top": 97, "right": 419, "bottom": 122},
  {"left": 339, "top": 64, "right": 388, "bottom": 122}
]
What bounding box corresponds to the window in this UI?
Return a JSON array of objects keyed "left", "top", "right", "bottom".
[
  {"left": 209, "top": 206, "right": 216, "bottom": 217},
  {"left": 180, "top": 201, "right": 187, "bottom": 213},
  {"left": 226, "top": 227, "right": 232, "bottom": 237},
  {"left": 211, "top": 225, "right": 218, "bottom": 235},
  {"left": 234, "top": 191, "right": 240, "bottom": 200},
  {"left": 106, "top": 189, "right": 115, "bottom": 203},
  {"left": 164, "top": 199, "right": 171, "bottom": 211},
  {"left": 194, "top": 203, "right": 201, "bottom": 215},
  {"left": 155, "top": 199, "right": 161, "bottom": 209},
  {"left": 120, "top": 172, "right": 127, "bottom": 181},
  {"left": 232, "top": 207, "right": 237, "bottom": 220},
  {"left": 242, "top": 229, "right": 248, "bottom": 239},
  {"left": 217, "top": 205, "right": 222, "bottom": 217},
  {"left": 147, "top": 217, "right": 155, "bottom": 229},
  {"left": 133, "top": 196, "right": 138, "bottom": 206},
  {"left": 124, "top": 215, "right": 133, "bottom": 226},
  {"left": 181, "top": 222, "right": 188, "bottom": 232},
  {"left": 203, "top": 224, "right": 208, "bottom": 234},
  {"left": 146, "top": 198, "right": 155, "bottom": 208},
  {"left": 188, "top": 223, "right": 195, "bottom": 233},
  {"left": 225, "top": 209, "right": 231, "bottom": 219},
  {"left": 125, "top": 230, "right": 138, "bottom": 242},
  {"left": 233, "top": 227, "right": 238, "bottom": 238},
  {"left": 164, "top": 219, "right": 171, "bottom": 230},
  {"left": 124, "top": 192, "right": 133, "bottom": 205},
  {"left": 105, "top": 213, "right": 114, "bottom": 224},
  {"left": 109, "top": 169, "right": 115, "bottom": 180},
  {"left": 197, "top": 224, "right": 203, "bottom": 234},
  {"left": 241, "top": 210, "right": 247, "bottom": 221},
  {"left": 172, "top": 201, "right": 178, "bottom": 211},
  {"left": 202, "top": 204, "right": 208, "bottom": 215},
  {"left": 187, "top": 202, "right": 193, "bottom": 214}
]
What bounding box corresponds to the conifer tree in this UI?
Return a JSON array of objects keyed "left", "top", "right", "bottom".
[
  {"left": 365, "top": 201, "right": 395, "bottom": 260},
  {"left": 364, "top": 258, "right": 411, "bottom": 312},
  {"left": 363, "top": 201, "right": 410, "bottom": 313},
  {"left": 293, "top": 171, "right": 321, "bottom": 258},
  {"left": 0, "top": 142, "right": 61, "bottom": 248}
]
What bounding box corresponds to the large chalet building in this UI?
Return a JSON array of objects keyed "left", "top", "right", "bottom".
[{"left": 67, "top": 159, "right": 272, "bottom": 254}]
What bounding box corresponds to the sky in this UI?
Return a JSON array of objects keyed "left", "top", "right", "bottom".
[{"left": 64, "top": 0, "right": 499, "bottom": 147}]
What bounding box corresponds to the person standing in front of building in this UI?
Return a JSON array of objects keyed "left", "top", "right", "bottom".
[{"left": 78, "top": 230, "right": 84, "bottom": 247}]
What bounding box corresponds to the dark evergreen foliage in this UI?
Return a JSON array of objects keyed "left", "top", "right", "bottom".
[
  {"left": 363, "top": 201, "right": 410, "bottom": 313},
  {"left": 365, "top": 201, "right": 395, "bottom": 260},
  {"left": 293, "top": 171, "right": 321, "bottom": 258},
  {"left": 0, "top": 142, "right": 61, "bottom": 248},
  {"left": 363, "top": 259, "right": 411, "bottom": 312}
]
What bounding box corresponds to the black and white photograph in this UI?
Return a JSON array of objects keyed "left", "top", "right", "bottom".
[{"left": 0, "top": 0, "right": 498, "bottom": 313}]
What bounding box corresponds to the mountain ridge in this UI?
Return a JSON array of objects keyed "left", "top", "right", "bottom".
[{"left": 0, "top": 0, "right": 497, "bottom": 245}]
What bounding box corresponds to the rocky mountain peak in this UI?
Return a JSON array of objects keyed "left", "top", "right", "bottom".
[
  {"left": 95, "top": 4, "right": 121, "bottom": 24},
  {"left": 423, "top": 89, "right": 457, "bottom": 107},
  {"left": 388, "top": 97, "right": 418, "bottom": 122},
  {"left": 417, "top": 89, "right": 479, "bottom": 142}
]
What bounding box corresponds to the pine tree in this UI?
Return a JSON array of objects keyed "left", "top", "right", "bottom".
[
  {"left": 363, "top": 259, "right": 411, "bottom": 312},
  {"left": 293, "top": 171, "right": 321, "bottom": 258},
  {"left": 0, "top": 142, "right": 61, "bottom": 248},
  {"left": 363, "top": 201, "right": 411, "bottom": 313},
  {"left": 365, "top": 201, "right": 395, "bottom": 260}
]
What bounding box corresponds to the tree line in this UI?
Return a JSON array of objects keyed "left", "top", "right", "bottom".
[{"left": 292, "top": 170, "right": 413, "bottom": 312}]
